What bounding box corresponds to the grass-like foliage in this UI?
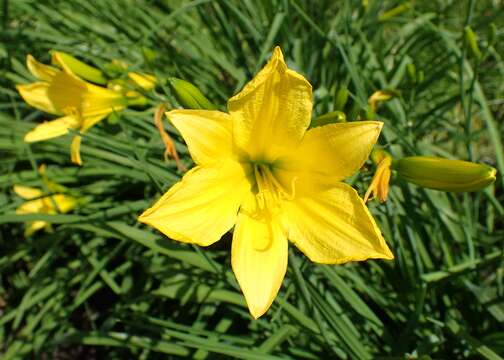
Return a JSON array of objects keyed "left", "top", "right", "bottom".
[{"left": 1, "top": 0, "right": 503, "bottom": 358}]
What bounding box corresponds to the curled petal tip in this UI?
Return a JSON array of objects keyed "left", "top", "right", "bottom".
[{"left": 272, "top": 46, "right": 284, "bottom": 57}]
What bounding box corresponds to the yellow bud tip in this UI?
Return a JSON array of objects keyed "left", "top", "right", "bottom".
[
  {"left": 368, "top": 90, "right": 398, "bottom": 111},
  {"left": 488, "top": 167, "right": 497, "bottom": 180}
]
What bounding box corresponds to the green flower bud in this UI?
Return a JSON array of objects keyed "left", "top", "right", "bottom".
[
  {"left": 407, "top": 63, "right": 416, "bottom": 83},
  {"left": 379, "top": 2, "right": 411, "bottom": 22},
  {"left": 464, "top": 26, "right": 482, "bottom": 60},
  {"left": 417, "top": 70, "right": 425, "bottom": 83},
  {"left": 334, "top": 87, "right": 349, "bottom": 111},
  {"left": 126, "top": 95, "right": 148, "bottom": 107},
  {"left": 488, "top": 23, "right": 497, "bottom": 47},
  {"left": 168, "top": 78, "right": 216, "bottom": 110},
  {"left": 395, "top": 156, "right": 496, "bottom": 192},
  {"left": 51, "top": 51, "right": 107, "bottom": 85},
  {"left": 311, "top": 111, "right": 346, "bottom": 128},
  {"left": 141, "top": 47, "right": 157, "bottom": 62}
]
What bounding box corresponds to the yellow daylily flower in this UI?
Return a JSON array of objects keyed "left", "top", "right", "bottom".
[
  {"left": 139, "top": 47, "right": 393, "bottom": 319},
  {"left": 364, "top": 149, "right": 393, "bottom": 203},
  {"left": 13, "top": 183, "right": 76, "bottom": 237},
  {"left": 17, "top": 54, "right": 129, "bottom": 165}
]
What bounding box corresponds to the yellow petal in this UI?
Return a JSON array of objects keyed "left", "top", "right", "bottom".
[
  {"left": 16, "top": 199, "right": 45, "bottom": 214},
  {"left": 139, "top": 160, "right": 252, "bottom": 246},
  {"left": 228, "top": 47, "right": 312, "bottom": 162},
  {"left": 71, "top": 136, "right": 83, "bottom": 165},
  {"left": 26, "top": 55, "right": 59, "bottom": 82},
  {"left": 282, "top": 182, "right": 393, "bottom": 264},
  {"left": 83, "top": 83, "right": 126, "bottom": 114},
  {"left": 13, "top": 185, "right": 43, "bottom": 200},
  {"left": 24, "top": 116, "right": 81, "bottom": 142},
  {"left": 278, "top": 121, "right": 383, "bottom": 183},
  {"left": 43, "top": 194, "right": 77, "bottom": 213},
  {"left": 166, "top": 109, "right": 235, "bottom": 165},
  {"left": 25, "top": 221, "right": 48, "bottom": 236},
  {"left": 17, "top": 83, "right": 61, "bottom": 115},
  {"left": 81, "top": 114, "right": 109, "bottom": 132},
  {"left": 232, "top": 211, "right": 287, "bottom": 319},
  {"left": 47, "top": 72, "right": 86, "bottom": 112}
]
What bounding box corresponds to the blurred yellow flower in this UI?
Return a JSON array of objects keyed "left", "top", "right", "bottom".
[
  {"left": 51, "top": 51, "right": 156, "bottom": 91},
  {"left": 367, "top": 90, "right": 398, "bottom": 115},
  {"left": 364, "top": 149, "right": 393, "bottom": 203},
  {"left": 139, "top": 47, "right": 393, "bottom": 318},
  {"left": 13, "top": 166, "right": 77, "bottom": 236},
  {"left": 128, "top": 72, "right": 157, "bottom": 91},
  {"left": 17, "top": 55, "right": 128, "bottom": 165}
]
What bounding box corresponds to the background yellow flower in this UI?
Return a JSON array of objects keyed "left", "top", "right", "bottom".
[{"left": 17, "top": 55, "right": 128, "bottom": 165}]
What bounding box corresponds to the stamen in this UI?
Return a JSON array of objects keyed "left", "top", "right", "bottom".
[
  {"left": 253, "top": 164, "right": 297, "bottom": 213},
  {"left": 250, "top": 164, "right": 296, "bottom": 251},
  {"left": 262, "top": 166, "right": 298, "bottom": 201},
  {"left": 253, "top": 165, "right": 267, "bottom": 210}
]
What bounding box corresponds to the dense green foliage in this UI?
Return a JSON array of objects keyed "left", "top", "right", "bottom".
[{"left": 1, "top": 0, "right": 503, "bottom": 358}]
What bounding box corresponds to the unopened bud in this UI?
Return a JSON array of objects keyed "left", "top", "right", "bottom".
[
  {"left": 169, "top": 78, "right": 216, "bottom": 110},
  {"left": 488, "top": 23, "right": 497, "bottom": 47},
  {"left": 464, "top": 26, "right": 482, "bottom": 60},
  {"left": 311, "top": 111, "right": 346, "bottom": 128},
  {"left": 407, "top": 63, "right": 416, "bottom": 83},
  {"left": 395, "top": 156, "right": 496, "bottom": 192},
  {"left": 417, "top": 70, "right": 424, "bottom": 83},
  {"left": 379, "top": 2, "right": 411, "bottom": 22},
  {"left": 51, "top": 51, "right": 107, "bottom": 84},
  {"left": 334, "top": 87, "right": 349, "bottom": 111}
]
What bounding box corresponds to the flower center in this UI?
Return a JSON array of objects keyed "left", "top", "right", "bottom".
[
  {"left": 248, "top": 163, "right": 296, "bottom": 251},
  {"left": 253, "top": 163, "right": 296, "bottom": 212}
]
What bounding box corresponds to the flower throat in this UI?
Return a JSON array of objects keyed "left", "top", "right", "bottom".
[{"left": 253, "top": 163, "right": 296, "bottom": 212}]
